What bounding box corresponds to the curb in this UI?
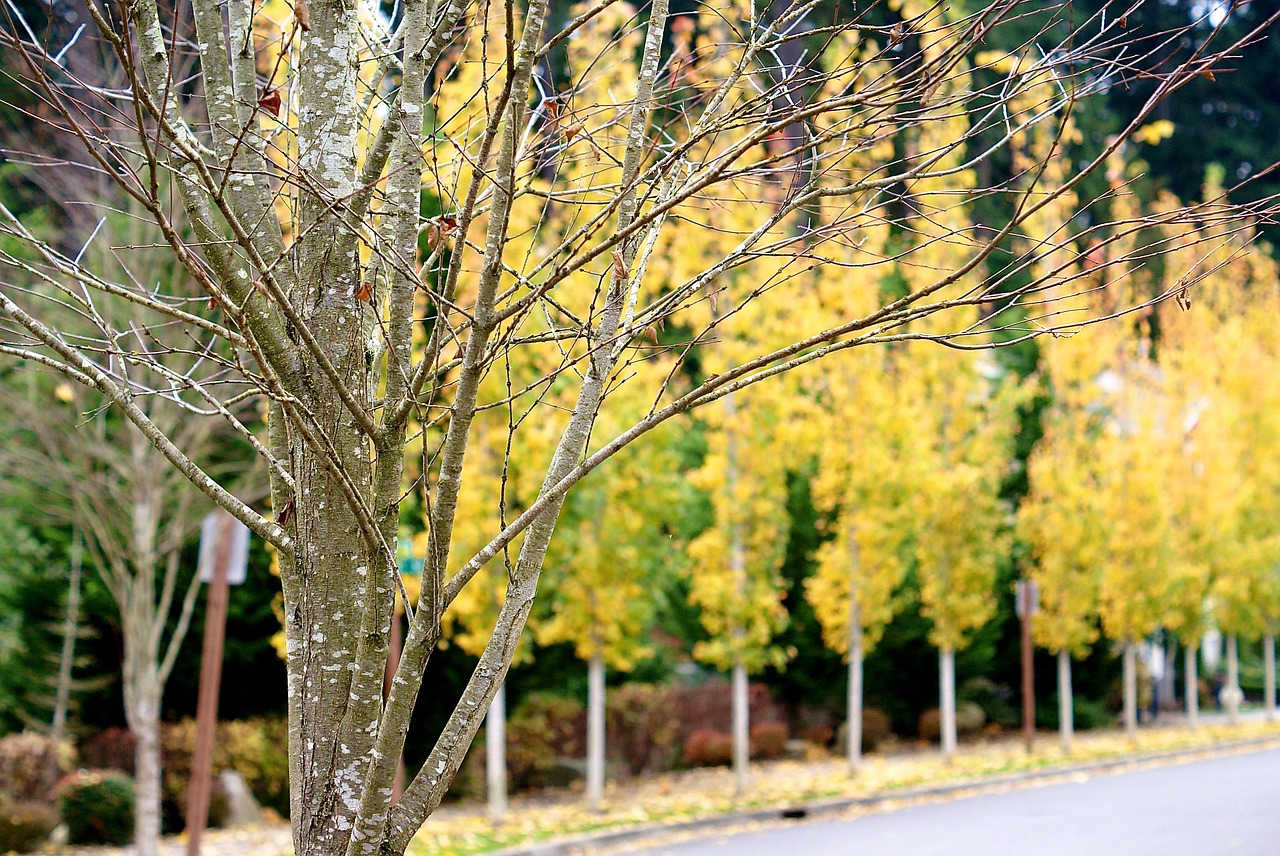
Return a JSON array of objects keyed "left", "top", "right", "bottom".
[{"left": 486, "top": 735, "right": 1280, "bottom": 856}]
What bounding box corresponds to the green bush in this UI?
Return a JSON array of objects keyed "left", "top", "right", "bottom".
[
  {"left": 505, "top": 694, "right": 584, "bottom": 791},
  {"left": 605, "top": 684, "right": 680, "bottom": 775},
  {"left": 1036, "top": 695, "right": 1115, "bottom": 732},
  {"left": 0, "top": 733, "right": 74, "bottom": 804},
  {"left": 0, "top": 800, "right": 59, "bottom": 852},
  {"left": 57, "top": 770, "right": 135, "bottom": 846}
]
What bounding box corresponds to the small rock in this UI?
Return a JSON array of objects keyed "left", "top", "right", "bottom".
[{"left": 219, "top": 770, "right": 263, "bottom": 828}]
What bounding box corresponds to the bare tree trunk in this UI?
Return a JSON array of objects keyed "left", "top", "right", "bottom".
[
  {"left": 1265, "top": 634, "right": 1276, "bottom": 723},
  {"left": 51, "top": 531, "right": 82, "bottom": 742},
  {"left": 586, "top": 653, "right": 605, "bottom": 811},
  {"left": 1057, "top": 649, "right": 1073, "bottom": 754},
  {"left": 939, "top": 647, "right": 956, "bottom": 756},
  {"left": 486, "top": 685, "right": 507, "bottom": 822},
  {"left": 1185, "top": 644, "right": 1199, "bottom": 729},
  {"left": 1122, "top": 642, "right": 1138, "bottom": 738},
  {"left": 123, "top": 622, "right": 162, "bottom": 856},
  {"left": 732, "top": 661, "right": 749, "bottom": 795},
  {"left": 846, "top": 604, "right": 863, "bottom": 773},
  {"left": 1226, "top": 634, "right": 1241, "bottom": 724}
]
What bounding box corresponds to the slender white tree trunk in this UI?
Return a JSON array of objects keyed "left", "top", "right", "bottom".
[
  {"left": 1185, "top": 644, "right": 1199, "bottom": 729},
  {"left": 1122, "top": 642, "right": 1138, "bottom": 738},
  {"left": 1264, "top": 634, "right": 1276, "bottom": 722},
  {"left": 51, "top": 532, "right": 82, "bottom": 743},
  {"left": 123, "top": 635, "right": 161, "bottom": 856},
  {"left": 732, "top": 661, "right": 749, "bottom": 795},
  {"left": 845, "top": 525, "right": 863, "bottom": 773},
  {"left": 846, "top": 608, "right": 864, "bottom": 773},
  {"left": 1226, "top": 634, "right": 1241, "bottom": 724},
  {"left": 486, "top": 685, "right": 507, "bottom": 822},
  {"left": 1057, "top": 649, "right": 1073, "bottom": 753},
  {"left": 586, "top": 653, "right": 605, "bottom": 811},
  {"left": 940, "top": 647, "right": 957, "bottom": 756}
]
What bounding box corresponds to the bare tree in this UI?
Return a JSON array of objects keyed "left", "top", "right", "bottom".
[
  {"left": 1, "top": 0, "right": 1276, "bottom": 854},
  {"left": 0, "top": 208, "right": 256, "bottom": 854}
]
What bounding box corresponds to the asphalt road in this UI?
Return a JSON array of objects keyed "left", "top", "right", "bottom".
[{"left": 633, "top": 748, "right": 1280, "bottom": 856}]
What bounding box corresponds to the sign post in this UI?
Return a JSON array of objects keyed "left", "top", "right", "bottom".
[
  {"left": 1015, "top": 580, "right": 1040, "bottom": 753},
  {"left": 186, "top": 511, "right": 249, "bottom": 856}
]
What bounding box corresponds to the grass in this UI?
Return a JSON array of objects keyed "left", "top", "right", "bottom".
[{"left": 406, "top": 718, "right": 1280, "bottom": 856}]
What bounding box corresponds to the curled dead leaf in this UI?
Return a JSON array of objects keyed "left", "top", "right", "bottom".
[
  {"left": 643, "top": 326, "right": 659, "bottom": 346},
  {"left": 258, "top": 88, "right": 282, "bottom": 116},
  {"left": 356, "top": 280, "right": 373, "bottom": 302},
  {"left": 294, "top": 0, "right": 310, "bottom": 30},
  {"left": 611, "top": 249, "right": 628, "bottom": 280},
  {"left": 564, "top": 121, "right": 586, "bottom": 142}
]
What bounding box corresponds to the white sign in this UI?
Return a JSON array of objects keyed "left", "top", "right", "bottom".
[{"left": 197, "top": 511, "right": 250, "bottom": 585}]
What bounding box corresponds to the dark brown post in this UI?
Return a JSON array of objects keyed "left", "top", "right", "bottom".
[{"left": 186, "top": 518, "right": 232, "bottom": 856}]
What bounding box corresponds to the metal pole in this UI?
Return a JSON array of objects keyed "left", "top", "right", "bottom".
[{"left": 185, "top": 521, "right": 232, "bottom": 856}]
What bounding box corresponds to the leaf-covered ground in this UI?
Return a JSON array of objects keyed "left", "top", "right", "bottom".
[
  {"left": 406, "top": 718, "right": 1280, "bottom": 856},
  {"left": 54, "top": 719, "right": 1280, "bottom": 856}
]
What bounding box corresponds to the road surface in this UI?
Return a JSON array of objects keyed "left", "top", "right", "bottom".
[{"left": 631, "top": 747, "right": 1280, "bottom": 856}]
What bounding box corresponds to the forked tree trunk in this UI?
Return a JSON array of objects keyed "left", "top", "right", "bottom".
[
  {"left": 732, "top": 661, "right": 749, "bottom": 795},
  {"left": 1226, "top": 635, "right": 1241, "bottom": 724},
  {"left": 1122, "top": 642, "right": 1138, "bottom": 738},
  {"left": 1057, "top": 649, "right": 1073, "bottom": 753},
  {"left": 1185, "top": 644, "right": 1199, "bottom": 729},
  {"left": 939, "top": 647, "right": 957, "bottom": 756},
  {"left": 486, "top": 686, "right": 507, "bottom": 821},
  {"left": 586, "top": 653, "right": 605, "bottom": 810}
]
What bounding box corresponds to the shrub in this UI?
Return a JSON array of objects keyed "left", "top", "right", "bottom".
[
  {"left": 79, "top": 728, "right": 137, "bottom": 774},
  {"left": 749, "top": 722, "right": 788, "bottom": 759},
  {"left": 918, "top": 704, "right": 985, "bottom": 741},
  {"left": 605, "top": 684, "right": 680, "bottom": 775},
  {"left": 682, "top": 730, "right": 733, "bottom": 767},
  {"left": 672, "top": 681, "right": 781, "bottom": 742},
  {"left": 0, "top": 800, "right": 59, "bottom": 853},
  {"left": 918, "top": 708, "right": 942, "bottom": 741},
  {"left": 57, "top": 770, "right": 135, "bottom": 846},
  {"left": 219, "top": 719, "right": 290, "bottom": 817},
  {"left": 161, "top": 718, "right": 290, "bottom": 827},
  {"left": 798, "top": 724, "right": 833, "bottom": 747},
  {"left": 861, "top": 707, "right": 893, "bottom": 751},
  {"left": 956, "top": 701, "right": 987, "bottom": 735},
  {"left": 0, "top": 733, "right": 74, "bottom": 804},
  {"left": 505, "top": 694, "right": 584, "bottom": 791}
]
